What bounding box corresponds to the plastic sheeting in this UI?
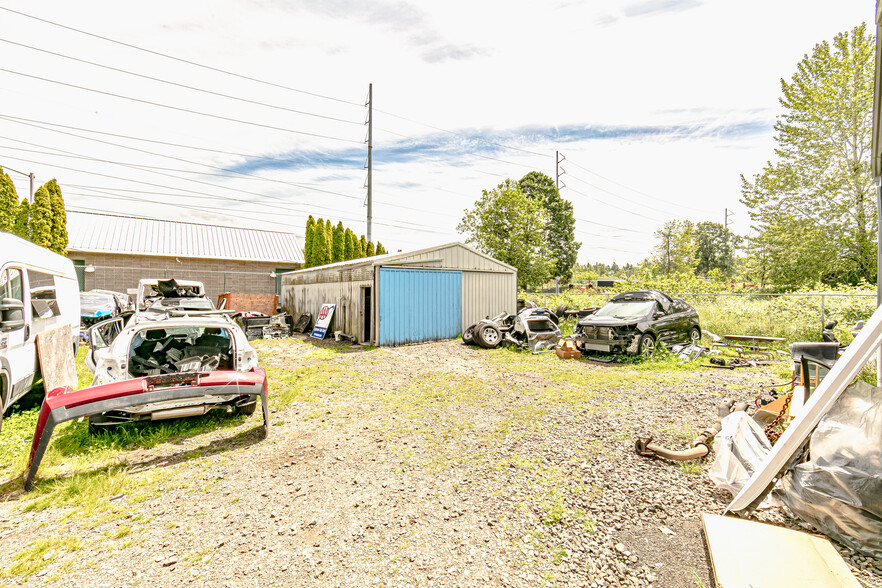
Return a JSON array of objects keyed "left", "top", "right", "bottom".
[
  {"left": 709, "top": 411, "right": 774, "bottom": 501},
  {"left": 779, "top": 380, "right": 882, "bottom": 558}
]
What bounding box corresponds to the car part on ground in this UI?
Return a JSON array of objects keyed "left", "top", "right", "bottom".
[
  {"left": 23, "top": 368, "right": 269, "bottom": 491},
  {"left": 292, "top": 313, "right": 312, "bottom": 334},
  {"left": 636, "top": 399, "right": 748, "bottom": 462},
  {"left": 465, "top": 307, "right": 562, "bottom": 351},
  {"left": 236, "top": 313, "right": 294, "bottom": 340},
  {"left": 572, "top": 290, "right": 700, "bottom": 357},
  {"left": 670, "top": 342, "right": 710, "bottom": 363}
]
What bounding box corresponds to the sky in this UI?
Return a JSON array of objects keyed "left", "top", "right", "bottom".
[{"left": 0, "top": 0, "right": 873, "bottom": 265}]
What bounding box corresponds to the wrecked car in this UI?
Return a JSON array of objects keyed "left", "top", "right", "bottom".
[
  {"left": 84, "top": 312, "right": 261, "bottom": 427},
  {"left": 80, "top": 290, "right": 127, "bottom": 328},
  {"left": 572, "top": 290, "right": 700, "bottom": 357},
  {"left": 465, "top": 307, "right": 561, "bottom": 351},
  {"left": 136, "top": 278, "right": 214, "bottom": 313}
]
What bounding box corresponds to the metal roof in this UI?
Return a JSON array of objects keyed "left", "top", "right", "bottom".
[{"left": 66, "top": 210, "right": 303, "bottom": 263}]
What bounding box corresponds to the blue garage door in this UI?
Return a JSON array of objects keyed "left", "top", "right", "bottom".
[{"left": 379, "top": 268, "right": 462, "bottom": 346}]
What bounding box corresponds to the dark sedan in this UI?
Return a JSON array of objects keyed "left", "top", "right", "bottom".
[{"left": 572, "top": 290, "right": 701, "bottom": 357}]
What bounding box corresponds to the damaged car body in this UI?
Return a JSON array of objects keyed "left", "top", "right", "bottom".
[
  {"left": 466, "top": 307, "right": 562, "bottom": 351},
  {"left": 573, "top": 290, "right": 701, "bottom": 357},
  {"left": 84, "top": 312, "right": 261, "bottom": 426}
]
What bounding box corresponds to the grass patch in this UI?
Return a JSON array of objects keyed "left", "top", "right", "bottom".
[{"left": 1, "top": 535, "right": 82, "bottom": 578}]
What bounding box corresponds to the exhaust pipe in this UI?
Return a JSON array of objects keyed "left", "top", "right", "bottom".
[
  {"left": 150, "top": 406, "right": 210, "bottom": 421},
  {"left": 635, "top": 400, "right": 747, "bottom": 462}
]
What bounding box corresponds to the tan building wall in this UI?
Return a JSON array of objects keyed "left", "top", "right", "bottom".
[{"left": 68, "top": 251, "right": 300, "bottom": 304}]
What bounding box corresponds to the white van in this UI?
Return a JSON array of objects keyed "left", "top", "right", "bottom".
[{"left": 0, "top": 231, "right": 80, "bottom": 429}]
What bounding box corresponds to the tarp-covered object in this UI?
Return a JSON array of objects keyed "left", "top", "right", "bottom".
[
  {"left": 779, "top": 380, "right": 882, "bottom": 558},
  {"left": 709, "top": 411, "right": 774, "bottom": 502}
]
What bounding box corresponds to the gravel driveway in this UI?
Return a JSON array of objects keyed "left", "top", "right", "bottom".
[{"left": 0, "top": 337, "right": 879, "bottom": 587}]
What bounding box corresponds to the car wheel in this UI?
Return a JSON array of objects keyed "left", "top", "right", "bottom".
[
  {"left": 462, "top": 325, "right": 476, "bottom": 345},
  {"left": 237, "top": 399, "right": 258, "bottom": 416},
  {"left": 476, "top": 323, "right": 502, "bottom": 348},
  {"left": 637, "top": 333, "right": 656, "bottom": 358},
  {"left": 689, "top": 326, "right": 701, "bottom": 344}
]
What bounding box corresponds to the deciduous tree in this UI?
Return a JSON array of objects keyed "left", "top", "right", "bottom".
[
  {"left": 741, "top": 23, "right": 876, "bottom": 286},
  {"left": 517, "top": 171, "right": 580, "bottom": 282},
  {"left": 458, "top": 179, "right": 552, "bottom": 290}
]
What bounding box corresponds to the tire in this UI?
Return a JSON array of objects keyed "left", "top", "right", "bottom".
[
  {"left": 475, "top": 323, "right": 502, "bottom": 349},
  {"left": 462, "top": 325, "right": 476, "bottom": 345},
  {"left": 554, "top": 304, "right": 568, "bottom": 321},
  {"left": 237, "top": 399, "right": 258, "bottom": 416},
  {"left": 689, "top": 326, "right": 702, "bottom": 344},
  {"left": 637, "top": 333, "right": 656, "bottom": 358}
]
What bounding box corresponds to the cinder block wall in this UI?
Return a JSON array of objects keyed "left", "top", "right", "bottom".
[{"left": 68, "top": 252, "right": 300, "bottom": 303}]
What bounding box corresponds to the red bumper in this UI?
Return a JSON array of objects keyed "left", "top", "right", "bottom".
[{"left": 24, "top": 368, "right": 269, "bottom": 490}]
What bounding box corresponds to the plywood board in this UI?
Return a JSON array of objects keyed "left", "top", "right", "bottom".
[
  {"left": 36, "top": 325, "right": 77, "bottom": 391},
  {"left": 702, "top": 514, "right": 859, "bottom": 588}
]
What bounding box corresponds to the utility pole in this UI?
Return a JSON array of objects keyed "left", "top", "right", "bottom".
[
  {"left": 555, "top": 151, "right": 566, "bottom": 191},
  {"left": 724, "top": 207, "right": 734, "bottom": 229},
  {"left": 365, "top": 83, "right": 373, "bottom": 243},
  {"left": 29, "top": 173, "right": 35, "bottom": 203}
]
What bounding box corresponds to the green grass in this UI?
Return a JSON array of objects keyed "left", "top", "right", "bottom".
[{"left": 1, "top": 535, "right": 82, "bottom": 578}]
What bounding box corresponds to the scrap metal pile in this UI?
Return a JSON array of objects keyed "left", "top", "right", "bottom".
[
  {"left": 129, "top": 329, "right": 233, "bottom": 377},
  {"left": 463, "top": 305, "right": 562, "bottom": 351}
]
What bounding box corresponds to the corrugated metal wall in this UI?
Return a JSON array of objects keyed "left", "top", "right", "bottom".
[
  {"left": 281, "top": 280, "right": 371, "bottom": 340},
  {"left": 461, "top": 271, "right": 517, "bottom": 328},
  {"left": 378, "top": 268, "right": 462, "bottom": 346}
]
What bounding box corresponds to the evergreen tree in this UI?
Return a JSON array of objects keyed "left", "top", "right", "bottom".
[
  {"left": 344, "top": 229, "right": 355, "bottom": 260},
  {"left": 312, "top": 218, "right": 328, "bottom": 266},
  {"left": 46, "top": 179, "right": 67, "bottom": 254},
  {"left": 366, "top": 241, "right": 375, "bottom": 257},
  {"left": 13, "top": 199, "right": 29, "bottom": 239},
  {"left": 376, "top": 242, "right": 387, "bottom": 255},
  {"left": 0, "top": 168, "right": 18, "bottom": 233},
  {"left": 304, "top": 215, "right": 315, "bottom": 268},
  {"left": 358, "top": 235, "right": 367, "bottom": 258},
  {"left": 332, "top": 221, "right": 344, "bottom": 262},
  {"left": 30, "top": 186, "right": 53, "bottom": 249},
  {"left": 324, "top": 219, "right": 333, "bottom": 264}
]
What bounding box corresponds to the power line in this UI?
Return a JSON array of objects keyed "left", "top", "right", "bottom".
[
  {"left": 0, "top": 38, "right": 366, "bottom": 128},
  {"left": 0, "top": 67, "right": 363, "bottom": 145},
  {"left": 0, "top": 6, "right": 364, "bottom": 108}
]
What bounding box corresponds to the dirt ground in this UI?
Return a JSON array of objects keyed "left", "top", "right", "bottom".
[{"left": 0, "top": 337, "right": 879, "bottom": 587}]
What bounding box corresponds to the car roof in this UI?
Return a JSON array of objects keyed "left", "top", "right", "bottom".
[
  {"left": 130, "top": 312, "right": 236, "bottom": 329},
  {"left": 609, "top": 290, "right": 674, "bottom": 310}
]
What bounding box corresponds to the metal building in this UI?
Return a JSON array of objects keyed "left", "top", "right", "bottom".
[{"left": 280, "top": 242, "right": 516, "bottom": 346}]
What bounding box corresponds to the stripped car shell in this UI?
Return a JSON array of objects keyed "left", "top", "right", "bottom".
[
  {"left": 85, "top": 312, "right": 260, "bottom": 426},
  {"left": 572, "top": 290, "right": 701, "bottom": 357},
  {"left": 24, "top": 368, "right": 269, "bottom": 490}
]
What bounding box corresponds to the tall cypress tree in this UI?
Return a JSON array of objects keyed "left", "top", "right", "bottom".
[
  {"left": 344, "top": 229, "right": 355, "bottom": 260},
  {"left": 312, "top": 218, "right": 327, "bottom": 266},
  {"left": 304, "top": 215, "right": 315, "bottom": 268},
  {"left": 357, "top": 235, "right": 367, "bottom": 258},
  {"left": 376, "top": 242, "right": 387, "bottom": 255},
  {"left": 332, "top": 221, "right": 344, "bottom": 262},
  {"left": 0, "top": 168, "right": 18, "bottom": 233},
  {"left": 324, "top": 219, "right": 333, "bottom": 264},
  {"left": 366, "top": 241, "right": 375, "bottom": 257},
  {"left": 30, "top": 186, "right": 53, "bottom": 249},
  {"left": 46, "top": 179, "right": 67, "bottom": 255},
  {"left": 13, "top": 199, "right": 29, "bottom": 239}
]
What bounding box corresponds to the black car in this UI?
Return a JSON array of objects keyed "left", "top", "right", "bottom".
[{"left": 572, "top": 290, "right": 701, "bottom": 357}]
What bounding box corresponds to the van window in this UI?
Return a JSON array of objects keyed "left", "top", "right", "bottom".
[
  {"left": 27, "top": 269, "right": 60, "bottom": 318},
  {"left": 0, "top": 268, "right": 24, "bottom": 302}
]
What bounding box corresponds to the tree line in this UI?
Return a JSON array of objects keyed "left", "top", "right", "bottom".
[
  {"left": 0, "top": 170, "right": 68, "bottom": 255},
  {"left": 303, "top": 216, "right": 387, "bottom": 268}
]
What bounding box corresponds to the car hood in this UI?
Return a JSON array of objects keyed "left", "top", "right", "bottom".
[{"left": 577, "top": 316, "right": 641, "bottom": 328}]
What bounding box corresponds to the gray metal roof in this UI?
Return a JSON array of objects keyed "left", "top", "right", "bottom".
[{"left": 66, "top": 210, "right": 303, "bottom": 264}]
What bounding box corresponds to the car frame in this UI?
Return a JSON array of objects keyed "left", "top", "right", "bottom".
[
  {"left": 84, "top": 310, "right": 260, "bottom": 426},
  {"left": 572, "top": 290, "right": 701, "bottom": 357}
]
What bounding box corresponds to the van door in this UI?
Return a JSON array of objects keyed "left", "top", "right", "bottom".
[{"left": 0, "top": 267, "right": 36, "bottom": 405}]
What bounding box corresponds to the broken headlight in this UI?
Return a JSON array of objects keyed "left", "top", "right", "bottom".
[{"left": 608, "top": 328, "right": 616, "bottom": 340}]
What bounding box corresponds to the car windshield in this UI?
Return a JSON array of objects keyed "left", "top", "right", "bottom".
[
  {"left": 151, "top": 299, "right": 215, "bottom": 311},
  {"left": 80, "top": 293, "right": 115, "bottom": 314},
  {"left": 593, "top": 300, "right": 655, "bottom": 318}
]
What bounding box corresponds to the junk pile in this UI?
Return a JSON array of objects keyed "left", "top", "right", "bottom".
[
  {"left": 129, "top": 329, "right": 233, "bottom": 377},
  {"left": 235, "top": 313, "right": 293, "bottom": 340},
  {"left": 463, "top": 306, "right": 562, "bottom": 351}
]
